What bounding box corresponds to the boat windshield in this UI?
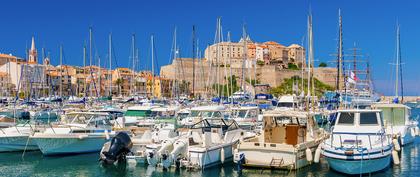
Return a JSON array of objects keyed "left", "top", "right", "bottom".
[
  {"left": 337, "top": 112, "right": 355, "bottom": 125},
  {"left": 277, "top": 102, "right": 294, "bottom": 108},
  {"left": 359, "top": 112, "right": 379, "bottom": 125},
  {"left": 68, "top": 114, "right": 111, "bottom": 126},
  {"left": 125, "top": 110, "right": 151, "bottom": 117}
]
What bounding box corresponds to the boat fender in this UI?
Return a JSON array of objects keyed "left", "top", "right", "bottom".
[
  {"left": 306, "top": 148, "right": 313, "bottom": 162},
  {"left": 314, "top": 145, "right": 322, "bottom": 163},
  {"left": 393, "top": 139, "right": 401, "bottom": 151},
  {"left": 105, "top": 130, "right": 110, "bottom": 140},
  {"left": 411, "top": 128, "right": 416, "bottom": 137},
  {"left": 220, "top": 148, "right": 225, "bottom": 164},
  {"left": 78, "top": 134, "right": 88, "bottom": 140},
  {"left": 415, "top": 127, "right": 420, "bottom": 136},
  {"left": 392, "top": 150, "right": 400, "bottom": 165}
]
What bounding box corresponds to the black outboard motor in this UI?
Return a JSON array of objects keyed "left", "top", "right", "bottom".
[{"left": 100, "top": 132, "right": 132, "bottom": 164}]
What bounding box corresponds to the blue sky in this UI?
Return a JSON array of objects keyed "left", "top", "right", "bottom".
[{"left": 0, "top": 0, "right": 419, "bottom": 95}]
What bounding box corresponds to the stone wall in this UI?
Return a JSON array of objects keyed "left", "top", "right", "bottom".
[{"left": 160, "top": 58, "right": 338, "bottom": 92}]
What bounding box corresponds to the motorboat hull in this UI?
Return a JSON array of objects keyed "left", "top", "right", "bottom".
[
  {"left": 183, "top": 144, "right": 234, "bottom": 169},
  {"left": 325, "top": 155, "right": 391, "bottom": 175},
  {"left": 0, "top": 135, "right": 38, "bottom": 152},
  {"left": 32, "top": 135, "right": 111, "bottom": 155}
]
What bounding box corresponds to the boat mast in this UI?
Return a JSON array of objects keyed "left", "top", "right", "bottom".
[
  {"left": 89, "top": 27, "right": 93, "bottom": 97},
  {"left": 337, "top": 9, "right": 344, "bottom": 91},
  {"left": 59, "top": 45, "right": 63, "bottom": 98},
  {"left": 192, "top": 25, "right": 196, "bottom": 98},
  {"left": 306, "top": 12, "right": 314, "bottom": 111},
  {"left": 83, "top": 45, "right": 87, "bottom": 98},
  {"left": 395, "top": 24, "right": 404, "bottom": 102},
  {"left": 131, "top": 34, "right": 136, "bottom": 96},
  {"left": 151, "top": 35, "right": 155, "bottom": 98},
  {"left": 109, "top": 33, "right": 112, "bottom": 97},
  {"left": 227, "top": 31, "right": 233, "bottom": 103}
]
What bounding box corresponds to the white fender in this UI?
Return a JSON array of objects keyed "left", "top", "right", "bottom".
[
  {"left": 78, "top": 134, "right": 88, "bottom": 140},
  {"left": 220, "top": 147, "right": 225, "bottom": 164},
  {"left": 314, "top": 145, "right": 322, "bottom": 163},
  {"left": 306, "top": 148, "right": 313, "bottom": 162},
  {"left": 104, "top": 130, "right": 110, "bottom": 140},
  {"left": 393, "top": 139, "right": 401, "bottom": 151},
  {"left": 411, "top": 128, "right": 416, "bottom": 137},
  {"left": 392, "top": 150, "right": 400, "bottom": 165},
  {"left": 415, "top": 127, "right": 420, "bottom": 136}
]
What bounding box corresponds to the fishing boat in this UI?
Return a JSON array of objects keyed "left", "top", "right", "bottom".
[
  {"left": 31, "top": 112, "right": 115, "bottom": 155},
  {"left": 233, "top": 109, "right": 326, "bottom": 170},
  {"left": 372, "top": 103, "right": 418, "bottom": 146},
  {"left": 321, "top": 109, "right": 394, "bottom": 175}
]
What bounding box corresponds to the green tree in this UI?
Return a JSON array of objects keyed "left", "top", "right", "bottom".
[
  {"left": 288, "top": 63, "right": 299, "bottom": 70},
  {"left": 319, "top": 62, "right": 327, "bottom": 67},
  {"left": 257, "top": 60, "right": 265, "bottom": 66},
  {"left": 269, "top": 76, "right": 333, "bottom": 97}
]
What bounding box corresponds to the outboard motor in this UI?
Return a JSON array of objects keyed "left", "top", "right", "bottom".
[{"left": 100, "top": 132, "right": 132, "bottom": 164}]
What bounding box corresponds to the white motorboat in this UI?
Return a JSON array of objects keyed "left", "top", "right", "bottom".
[
  {"left": 120, "top": 105, "right": 159, "bottom": 126},
  {"left": 229, "top": 106, "right": 261, "bottom": 130},
  {"left": 321, "top": 109, "right": 394, "bottom": 175},
  {"left": 0, "top": 124, "right": 39, "bottom": 152},
  {"left": 233, "top": 109, "right": 327, "bottom": 170},
  {"left": 31, "top": 112, "right": 115, "bottom": 155},
  {"left": 179, "top": 105, "right": 226, "bottom": 126},
  {"left": 168, "top": 118, "right": 251, "bottom": 169}
]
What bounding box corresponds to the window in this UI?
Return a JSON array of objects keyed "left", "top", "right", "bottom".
[
  {"left": 360, "top": 112, "right": 378, "bottom": 125},
  {"left": 337, "top": 112, "right": 354, "bottom": 125}
]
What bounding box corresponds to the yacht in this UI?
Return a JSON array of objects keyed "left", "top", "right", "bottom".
[
  {"left": 321, "top": 109, "right": 394, "bottom": 175},
  {"left": 372, "top": 103, "right": 418, "bottom": 146},
  {"left": 31, "top": 112, "right": 115, "bottom": 155},
  {"left": 233, "top": 109, "right": 327, "bottom": 170}
]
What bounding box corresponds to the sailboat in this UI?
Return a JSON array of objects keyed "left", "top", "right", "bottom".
[{"left": 372, "top": 24, "right": 418, "bottom": 146}]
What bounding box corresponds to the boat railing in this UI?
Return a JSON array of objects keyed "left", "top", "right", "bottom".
[{"left": 328, "top": 130, "right": 388, "bottom": 151}]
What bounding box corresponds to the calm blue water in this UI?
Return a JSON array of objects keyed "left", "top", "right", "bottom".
[{"left": 1, "top": 107, "right": 419, "bottom": 177}]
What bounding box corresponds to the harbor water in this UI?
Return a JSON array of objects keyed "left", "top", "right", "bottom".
[{"left": 0, "top": 107, "right": 419, "bottom": 177}]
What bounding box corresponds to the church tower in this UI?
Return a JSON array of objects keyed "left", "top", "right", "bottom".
[{"left": 28, "top": 36, "right": 37, "bottom": 64}]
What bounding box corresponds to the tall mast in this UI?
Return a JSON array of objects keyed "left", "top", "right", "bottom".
[
  {"left": 307, "top": 14, "right": 313, "bottom": 98},
  {"left": 59, "top": 45, "right": 63, "bottom": 97},
  {"left": 131, "top": 34, "right": 136, "bottom": 95},
  {"left": 192, "top": 25, "right": 196, "bottom": 98},
  {"left": 172, "top": 27, "right": 177, "bottom": 99},
  {"left": 151, "top": 35, "right": 155, "bottom": 98},
  {"left": 83, "top": 45, "right": 87, "bottom": 98},
  {"left": 227, "top": 31, "right": 233, "bottom": 102},
  {"left": 109, "top": 33, "right": 112, "bottom": 97},
  {"left": 337, "top": 9, "right": 343, "bottom": 91},
  {"left": 241, "top": 24, "right": 247, "bottom": 92},
  {"left": 89, "top": 27, "right": 93, "bottom": 97},
  {"left": 395, "top": 24, "right": 404, "bottom": 102}
]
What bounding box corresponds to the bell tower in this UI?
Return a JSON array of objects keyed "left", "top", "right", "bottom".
[{"left": 28, "top": 36, "right": 37, "bottom": 64}]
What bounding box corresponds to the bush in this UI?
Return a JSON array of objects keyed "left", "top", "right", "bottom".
[
  {"left": 319, "top": 62, "right": 327, "bottom": 67},
  {"left": 288, "top": 63, "right": 299, "bottom": 70}
]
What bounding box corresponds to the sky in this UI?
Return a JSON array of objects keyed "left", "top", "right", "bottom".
[{"left": 0, "top": 0, "right": 419, "bottom": 96}]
